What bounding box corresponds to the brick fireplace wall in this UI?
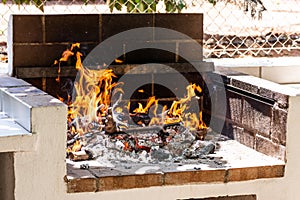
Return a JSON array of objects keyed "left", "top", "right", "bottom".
[
  {"left": 203, "top": 71, "right": 289, "bottom": 161},
  {"left": 8, "top": 14, "right": 203, "bottom": 73}
]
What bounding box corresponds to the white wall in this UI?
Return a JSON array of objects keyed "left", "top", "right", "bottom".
[
  {"left": 211, "top": 57, "right": 300, "bottom": 84},
  {"left": 11, "top": 95, "right": 300, "bottom": 200}
]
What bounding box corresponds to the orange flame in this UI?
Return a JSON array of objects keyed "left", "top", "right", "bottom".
[
  {"left": 70, "top": 140, "right": 82, "bottom": 153},
  {"left": 55, "top": 43, "right": 81, "bottom": 82},
  {"left": 56, "top": 43, "right": 122, "bottom": 136},
  {"left": 60, "top": 49, "right": 74, "bottom": 62},
  {"left": 75, "top": 52, "right": 83, "bottom": 70},
  {"left": 133, "top": 96, "right": 158, "bottom": 114},
  {"left": 114, "top": 58, "right": 124, "bottom": 64},
  {"left": 198, "top": 111, "right": 207, "bottom": 129},
  {"left": 136, "top": 84, "right": 206, "bottom": 129},
  {"left": 71, "top": 43, "right": 80, "bottom": 50},
  {"left": 56, "top": 43, "right": 208, "bottom": 156},
  {"left": 165, "top": 83, "right": 200, "bottom": 124},
  {"left": 70, "top": 67, "right": 120, "bottom": 126}
]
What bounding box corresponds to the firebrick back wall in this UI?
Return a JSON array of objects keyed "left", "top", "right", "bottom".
[{"left": 8, "top": 13, "right": 203, "bottom": 76}]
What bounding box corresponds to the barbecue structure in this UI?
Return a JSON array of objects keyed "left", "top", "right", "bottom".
[{"left": 2, "top": 14, "right": 290, "bottom": 197}]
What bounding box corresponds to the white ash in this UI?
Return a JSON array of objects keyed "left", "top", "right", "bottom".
[{"left": 83, "top": 125, "right": 220, "bottom": 166}]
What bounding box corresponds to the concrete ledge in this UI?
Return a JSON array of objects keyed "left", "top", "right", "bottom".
[
  {"left": 0, "top": 87, "right": 32, "bottom": 132},
  {"left": 66, "top": 164, "right": 285, "bottom": 192},
  {"left": 211, "top": 57, "right": 300, "bottom": 84},
  {"left": 0, "top": 112, "right": 36, "bottom": 152},
  {"left": 0, "top": 76, "right": 66, "bottom": 153},
  {"left": 66, "top": 140, "right": 285, "bottom": 192},
  {"left": 0, "top": 76, "right": 65, "bottom": 132}
]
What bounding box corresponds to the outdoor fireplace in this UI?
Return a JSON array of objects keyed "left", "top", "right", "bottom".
[{"left": 1, "top": 13, "right": 298, "bottom": 200}]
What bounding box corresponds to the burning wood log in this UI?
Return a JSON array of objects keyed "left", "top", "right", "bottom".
[
  {"left": 67, "top": 134, "right": 80, "bottom": 145},
  {"left": 105, "top": 111, "right": 118, "bottom": 134},
  {"left": 193, "top": 127, "right": 209, "bottom": 141},
  {"left": 105, "top": 94, "right": 129, "bottom": 134},
  {"left": 112, "top": 94, "right": 129, "bottom": 130}
]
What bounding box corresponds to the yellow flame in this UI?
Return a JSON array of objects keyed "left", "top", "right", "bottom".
[
  {"left": 75, "top": 52, "right": 83, "bottom": 70},
  {"left": 71, "top": 140, "right": 82, "bottom": 152},
  {"left": 71, "top": 43, "right": 80, "bottom": 50},
  {"left": 133, "top": 96, "right": 158, "bottom": 114},
  {"left": 56, "top": 43, "right": 207, "bottom": 145},
  {"left": 71, "top": 68, "right": 120, "bottom": 124},
  {"left": 115, "top": 107, "right": 123, "bottom": 113},
  {"left": 114, "top": 58, "right": 124, "bottom": 64},
  {"left": 57, "top": 44, "right": 121, "bottom": 128},
  {"left": 59, "top": 49, "right": 74, "bottom": 62},
  {"left": 147, "top": 84, "right": 206, "bottom": 128},
  {"left": 165, "top": 84, "right": 197, "bottom": 123},
  {"left": 198, "top": 111, "right": 207, "bottom": 129}
]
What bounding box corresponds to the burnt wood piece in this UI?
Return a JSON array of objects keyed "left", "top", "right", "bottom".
[
  {"left": 69, "top": 150, "right": 93, "bottom": 161},
  {"left": 130, "top": 113, "right": 151, "bottom": 126}
]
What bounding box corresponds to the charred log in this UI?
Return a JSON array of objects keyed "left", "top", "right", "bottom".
[{"left": 130, "top": 113, "right": 151, "bottom": 126}]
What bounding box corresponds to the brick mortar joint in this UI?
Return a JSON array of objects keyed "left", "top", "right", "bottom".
[
  {"left": 13, "top": 42, "right": 97, "bottom": 46},
  {"left": 67, "top": 165, "right": 286, "bottom": 192},
  {"left": 224, "top": 169, "right": 229, "bottom": 183},
  {"left": 42, "top": 15, "right": 46, "bottom": 43}
]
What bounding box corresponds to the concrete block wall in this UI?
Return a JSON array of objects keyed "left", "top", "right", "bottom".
[
  {"left": 231, "top": 66, "right": 300, "bottom": 84},
  {"left": 204, "top": 71, "right": 293, "bottom": 161},
  {"left": 8, "top": 14, "right": 203, "bottom": 76}
]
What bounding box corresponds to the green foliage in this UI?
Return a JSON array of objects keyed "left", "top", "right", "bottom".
[
  {"left": 108, "top": 0, "right": 217, "bottom": 13},
  {"left": 1, "top": 0, "right": 216, "bottom": 13},
  {"left": 165, "top": 0, "right": 186, "bottom": 13},
  {"left": 109, "top": 0, "right": 187, "bottom": 13},
  {"left": 109, "top": 0, "right": 160, "bottom": 13}
]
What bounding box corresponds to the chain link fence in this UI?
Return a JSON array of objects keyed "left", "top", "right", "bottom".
[{"left": 1, "top": 0, "right": 300, "bottom": 60}]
